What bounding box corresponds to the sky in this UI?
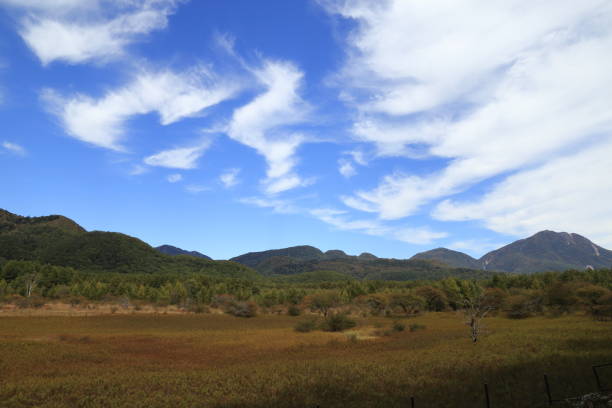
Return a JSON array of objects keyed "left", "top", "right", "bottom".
[{"left": 1, "top": 0, "right": 612, "bottom": 260}]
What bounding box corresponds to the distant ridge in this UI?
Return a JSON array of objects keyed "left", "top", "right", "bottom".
[
  {"left": 0, "top": 209, "right": 256, "bottom": 279},
  {"left": 409, "top": 248, "right": 480, "bottom": 269},
  {"left": 229, "top": 245, "right": 490, "bottom": 281},
  {"left": 411, "top": 230, "right": 612, "bottom": 274},
  {"left": 155, "top": 245, "right": 212, "bottom": 260}
]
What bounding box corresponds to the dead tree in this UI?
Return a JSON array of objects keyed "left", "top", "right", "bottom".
[
  {"left": 24, "top": 273, "right": 40, "bottom": 298},
  {"left": 463, "top": 291, "right": 493, "bottom": 343}
]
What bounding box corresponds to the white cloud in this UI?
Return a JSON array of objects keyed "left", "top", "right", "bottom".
[
  {"left": 447, "top": 240, "right": 503, "bottom": 257},
  {"left": 44, "top": 67, "right": 238, "bottom": 150},
  {"left": 311, "top": 208, "right": 447, "bottom": 245},
  {"left": 144, "top": 140, "right": 210, "bottom": 169},
  {"left": 166, "top": 173, "right": 182, "bottom": 183},
  {"left": 226, "top": 59, "right": 311, "bottom": 194},
  {"left": 434, "top": 139, "right": 612, "bottom": 248},
  {"left": 1, "top": 141, "right": 26, "bottom": 156},
  {"left": 240, "top": 196, "right": 446, "bottom": 245},
  {"left": 338, "top": 158, "right": 356, "bottom": 178},
  {"left": 128, "top": 164, "right": 148, "bottom": 175},
  {"left": 2, "top": 0, "right": 180, "bottom": 65},
  {"left": 239, "top": 196, "right": 298, "bottom": 214},
  {"left": 0, "top": 0, "right": 96, "bottom": 12},
  {"left": 324, "top": 0, "right": 612, "bottom": 234},
  {"left": 219, "top": 168, "right": 240, "bottom": 188},
  {"left": 185, "top": 184, "right": 209, "bottom": 194}
]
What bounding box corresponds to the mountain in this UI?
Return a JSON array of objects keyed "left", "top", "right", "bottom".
[
  {"left": 230, "top": 245, "right": 325, "bottom": 268},
  {"left": 0, "top": 209, "right": 257, "bottom": 279},
  {"left": 230, "top": 245, "right": 492, "bottom": 281},
  {"left": 155, "top": 245, "right": 211, "bottom": 260},
  {"left": 410, "top": 248, "right": 480, "bottom": 269},
  {"left": 481, "top": 230, "right": 612, "bottom": 273},
  {"left": 0, "top": 209, "right": 85, "bottom": 234},
  {"left": 411, "top": 230, "right": 612, "bottom": 274}
]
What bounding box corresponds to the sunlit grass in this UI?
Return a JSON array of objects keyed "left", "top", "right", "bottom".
[{"left": 0, "top": 313, "right": 610, "bottom": 407}]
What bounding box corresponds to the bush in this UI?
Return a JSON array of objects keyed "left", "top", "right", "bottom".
[
  {"left": 322, "top": 313, "right": 356, "bottom": 332},
  {"left": 409, "top": 323, "right": 426, "bottom": 332},
  {"left": 287, "top": 304, "right": 301, "bottom": 316},
  {"left": 505, "top": 294, "right": 536, "bottom": 319},
  {"left": 228, "top": 301, "right": 257, "bottom": 318},
  {"left": 392, "top": 321, "right": 405, "bottom": 332},
  {"left": 294, "top": 318, "right": 318, "bottom": 333}
]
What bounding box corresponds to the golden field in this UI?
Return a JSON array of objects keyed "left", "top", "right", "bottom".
[{"left": 0, "top": 311, "right": 611, "bottom": 408}]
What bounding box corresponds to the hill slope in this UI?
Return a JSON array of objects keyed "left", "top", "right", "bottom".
[
  {"left": 410, "top": 248, "right": 480, "bottom": 269},
  {"left": 0, "top": 209, "right": 257, "bottom": 279},
  {"left": 155, "top": 245, "right": 212, "bottom": 260}
]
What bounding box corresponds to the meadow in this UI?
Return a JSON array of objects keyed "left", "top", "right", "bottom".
[{"left": 0, "top": 311, "right": 611, "bottom": 408}]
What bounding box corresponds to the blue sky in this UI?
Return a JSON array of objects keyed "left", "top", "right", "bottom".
[{"left": 1, "top": 0, "right": 612, "bottom": 260}]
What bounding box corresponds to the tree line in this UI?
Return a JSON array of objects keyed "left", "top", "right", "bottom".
[{"left": 0, "top": 259, "right": 611, "bottom": 320}]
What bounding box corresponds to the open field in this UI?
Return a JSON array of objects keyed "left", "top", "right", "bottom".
[{"left": 0, "top": 312, "right": 611, "bottom": 408}]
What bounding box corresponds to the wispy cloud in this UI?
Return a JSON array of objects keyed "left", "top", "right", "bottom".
[
  {"left": 311, "top": 208, "right": 447, "bottom": 245},
  {"left": 128, "top": 164, "right": 148, "bottom": 175},
  {"left": 322, "top": 0, "right": 612, "bottom": 239},
  {"left": 1, "top": 0, "right": 181, "bottom": 65},
  {"left": 185, "top": 184, "right": 209, "bottom": 194},
  {"left": 219, "top": 168, "right": 240, "bottom": 188},
  {"left": 166, "top": 173, "right": 182, "bottom": 183},
  {"left": 338, "top": 158, "right": 356, "bottom": 178},
  {"left": 239, "top": 196, "right": 298, "bottom": 214},
  {"left": 226, "top": 59, "right": 312, "bottom": 195},
  {"left": 144, "top": 140, "right": 211, "bottom": 169},
  {"left": 447, "top": 239, "right": 504, "bottom": 258},
  {"left": 1, "top": 141, "right": 26, "bottom": 156},
  {"left": 434, "top": 139, "right": 612, "bottom": 247},
  {"left": 43, "top": 66, "right": 238, "bottom": 150}
]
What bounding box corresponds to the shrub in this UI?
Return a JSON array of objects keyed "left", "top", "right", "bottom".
[
  {"left": 505, "top": 294, "right": 536, "bottom": 319},
  {"left": 409, "top": 323, "right": 426, "bottom": 332},
  {"left": 287, "top": 304, "right": 301, "bottom": 316},
  {"left": 392, "top": 321, "right": 405, "bottom": 332},
  {"left": 294, "top": 318, "right": 318, "bottom": 333},
  {"left": 322, "top": 313, "right": 356, "bottom": 332},
  {"left": 228, "top": 301, "right": 257, "bottom": 318}
]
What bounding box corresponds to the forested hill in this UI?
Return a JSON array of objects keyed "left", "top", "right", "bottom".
[
  {"left": 230, "top": 246, "right": 495, "bottom": 281},
  {"left": 0, "top": 209, "right": 257, "bottom": 279},
  {"left": 155, "top": 245, "right": 212, "bottom": 260}
]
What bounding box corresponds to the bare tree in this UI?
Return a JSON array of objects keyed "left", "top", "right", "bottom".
[
  {"left": 24, "top": 273, "right": 39, "bottom": 298},
  {"left": 463, "top": 289, "right": 494, "bottom": 343}
]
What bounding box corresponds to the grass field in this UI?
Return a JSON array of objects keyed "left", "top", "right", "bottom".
[{"left": 0, "top": 311, "right": 611, "bottom": 408}]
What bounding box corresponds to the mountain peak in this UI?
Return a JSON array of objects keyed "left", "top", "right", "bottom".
[{"left": 480, "top": 230, "right": 612, "bottom": 273}]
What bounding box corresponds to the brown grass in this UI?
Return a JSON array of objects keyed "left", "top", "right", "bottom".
[{"left": 0, "top": 312, "right": 611, "bottom": 407}]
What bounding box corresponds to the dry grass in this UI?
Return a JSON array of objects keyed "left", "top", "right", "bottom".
[{"left": 0, "top": 312, "right": 611, "bottom": 407}]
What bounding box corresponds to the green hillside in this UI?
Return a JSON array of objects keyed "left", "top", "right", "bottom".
[{"left": 0, "top": 209, "right": 257, "bottom": 280}]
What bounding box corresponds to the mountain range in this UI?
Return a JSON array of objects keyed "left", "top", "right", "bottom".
[
  {"left": 410, "top": 230, "right": 612, "bottom": 273},
  {"left": 2, "top": 208, "right": 611, "bottom": 281}
]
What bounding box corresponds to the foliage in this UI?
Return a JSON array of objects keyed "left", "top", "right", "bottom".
[
  {"left": 321, "top": 313, "right": 356, "bottom": 332},
  {"left": 294, "top": 317, "right": 319, "bottom": 332},
  {"left": 305, "top": 290, "right": 342, "bottom": 317},
  {"left": 392, "top": 321, "right": 405, "bottom": 332}
]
